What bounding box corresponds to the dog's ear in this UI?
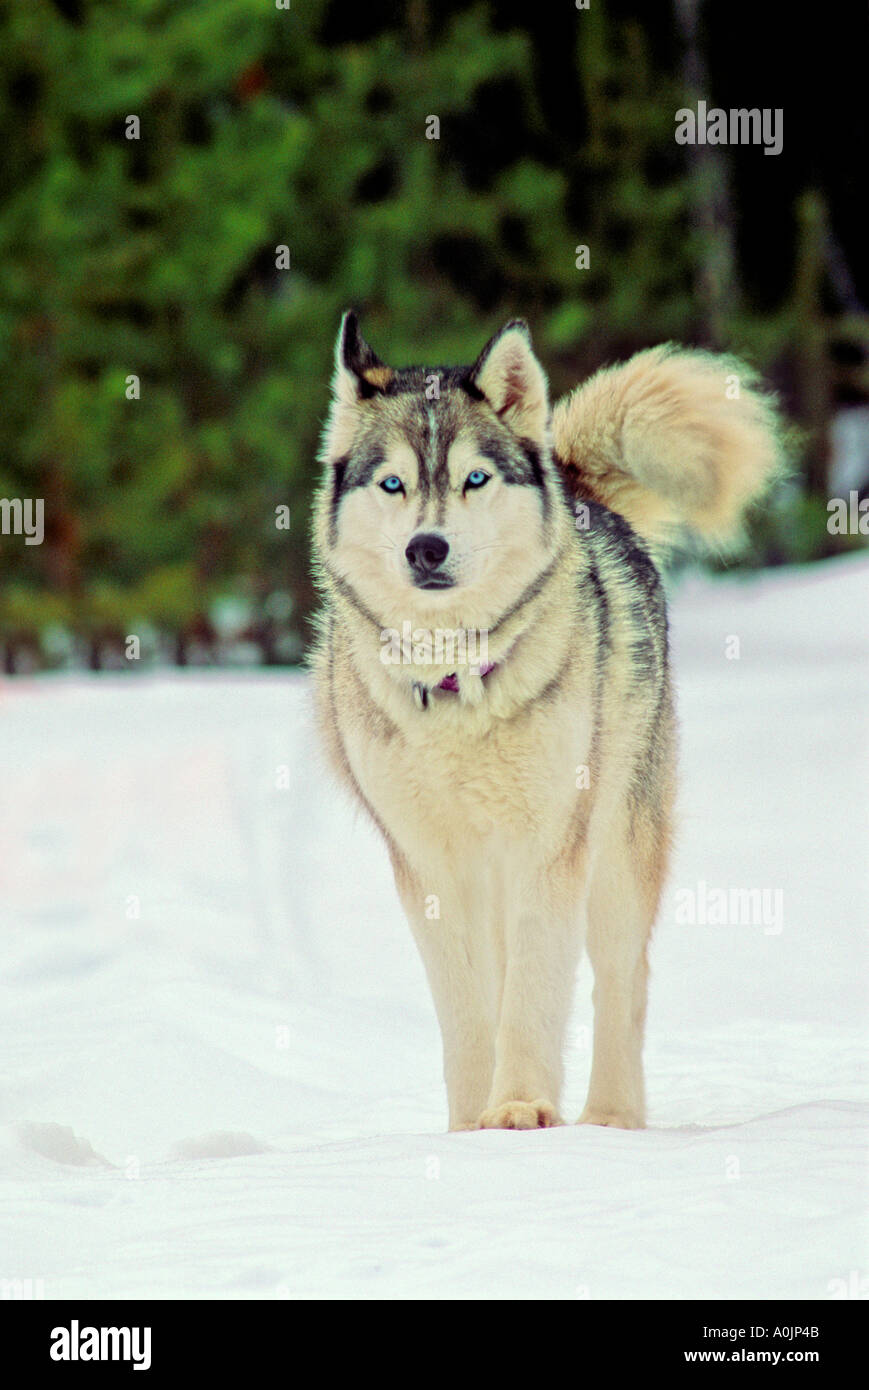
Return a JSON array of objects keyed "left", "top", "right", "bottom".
[
  {"left": 468, "top": 320, "right": 549, "bottom": 445},
  {"left": 322, "top": 312, "right": 394, "bottom": 458},
  {"left": 334, "top": 311, "right": 394, "bottom": 399}
]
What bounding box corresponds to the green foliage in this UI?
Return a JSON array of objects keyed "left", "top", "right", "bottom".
[{"left": 0, "top": 0, "right": 859, "bottom": 668}]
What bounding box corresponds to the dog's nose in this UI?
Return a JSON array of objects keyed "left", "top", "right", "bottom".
[{"left": 405, "top": 532, "right": 450, "bottom": 574}]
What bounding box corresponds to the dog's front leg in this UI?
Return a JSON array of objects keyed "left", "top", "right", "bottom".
[
  {"left": 391, "top": 853, "right": 496, "bottom": 1130},
  {"left": 480, "top": 888, "right": 584, "bottom": 1131},
  {"left": 413, "top": 915, "right": 496, "bottom": 1130}
]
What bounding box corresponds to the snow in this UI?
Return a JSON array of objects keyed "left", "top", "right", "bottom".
[{"left": 1, "top": 554, "right": 867, "bottom": 1300}]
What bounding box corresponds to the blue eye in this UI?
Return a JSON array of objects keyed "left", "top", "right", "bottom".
[
  {"left": 380, "top": 475, "right": 404, "bottom": 494},
  {"left": 465, "top": 469, "right": 490, "bottom": 490}
]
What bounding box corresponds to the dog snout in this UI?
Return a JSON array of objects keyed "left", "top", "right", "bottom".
[{"left": 405, "top": 532, "right": 450, "bottom": 576}]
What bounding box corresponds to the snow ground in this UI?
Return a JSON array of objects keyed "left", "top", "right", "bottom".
[{"left": 0, "top": 555, "right": 867, "bottom": 1300}]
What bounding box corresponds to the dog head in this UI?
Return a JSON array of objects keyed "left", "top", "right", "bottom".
[{"left": 316, "top": 313, "right": 564, "bottom": 635}]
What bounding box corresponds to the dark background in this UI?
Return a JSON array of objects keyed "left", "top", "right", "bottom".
[{"left": 1, "top": 0, "right": 866, "bottom": 670}]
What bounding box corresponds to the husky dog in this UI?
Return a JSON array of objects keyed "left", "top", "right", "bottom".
[{"left": 311, "top": 313, "right": 781, "bottom": 1131}]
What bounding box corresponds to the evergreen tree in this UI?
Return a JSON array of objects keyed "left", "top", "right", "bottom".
[{"left": 0, "top": 1, "right": 862, "bottom": 668}]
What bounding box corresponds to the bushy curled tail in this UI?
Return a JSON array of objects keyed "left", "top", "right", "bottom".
[{"left": 551, "top": 345, "right": 785, "bottom": 552}]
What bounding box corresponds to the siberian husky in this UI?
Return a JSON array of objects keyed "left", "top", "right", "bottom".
[{"left": 311, "top": 313, "right": 781, "bottom": 1131}]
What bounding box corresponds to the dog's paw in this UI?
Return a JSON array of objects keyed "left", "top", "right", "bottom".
[
  {"left": 577, "top": 1106, "right": 645, "bottom": 1130},
  {"left": 479, "top": 1099, "right": 562, "bottom": 1131}
]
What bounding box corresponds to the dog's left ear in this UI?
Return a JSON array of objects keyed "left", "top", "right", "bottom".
[
  {"left": 333, "top": 311, "right": 394, "bottom": 401},
  {"left": 323, "top": 311, "right": 395, "bottom": 459},
  {"left": 468, "top": 320, "right": 549, "bottom": 444}
]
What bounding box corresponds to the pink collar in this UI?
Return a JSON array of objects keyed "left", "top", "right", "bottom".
[
  {"left": 413, "top": 663, "right": 496, "bottom": 710},
  {"left": 437, "top": 661, "right": 495, "bottom": 692}
]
